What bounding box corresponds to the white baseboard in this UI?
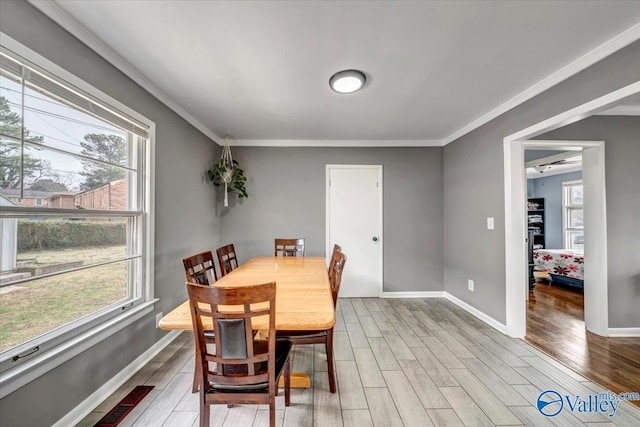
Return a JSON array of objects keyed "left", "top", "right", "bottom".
[
  {"left": 380, "top": 291, "right": 445, "bottom": 298},
  {"left": 608, "top": 328, "right": 640, "bottom": 337},
  {"left": 444, "top": 292, "right": 507, "bottom": 334},
  {"left": 53, "top": 330, "right": 182, "bottom": 427}
]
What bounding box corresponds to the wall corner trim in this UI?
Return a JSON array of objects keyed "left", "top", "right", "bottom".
[
  {"left": 608, "top": 328, "right": 640, "bottom": 337},
  {"left": 229, "top": 139, "right": 444, "bottom": 147},
  {"left": 52, "top": 330, "right": 182, "bottom": 427},
  {"left": 381, "top": 291, "right": 445, "bottom": 298},
  {"left": 444, "top": 292, "right": 507, "bottom": 334}
]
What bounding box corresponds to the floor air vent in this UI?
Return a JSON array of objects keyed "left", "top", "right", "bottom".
[{"left": 94, "top": 385, "right": 154, "bottom": 427}]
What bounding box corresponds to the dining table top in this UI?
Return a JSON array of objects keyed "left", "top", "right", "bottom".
[{"left": 158, "top": 256, "right": 336, "bottom": 331}]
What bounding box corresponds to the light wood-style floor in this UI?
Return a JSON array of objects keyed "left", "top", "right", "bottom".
[{"left": 78, "top": 298, "right": 640, "bottom": 426}]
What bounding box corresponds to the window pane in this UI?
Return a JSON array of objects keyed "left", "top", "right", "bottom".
[
  {"left": 23, "top": 83, "right": 131, "bottom": 167},
  {"left": 570, "top": 185, "right": 583, "bottom": 206},
  {"left": 1, "top": 48, "right": 148, "bottom": 368},
  {"left": 14, "top": 144, "right": 137, "bottom": 210},
  {"left": 566, "top": 231, "right": 584, "bottom": 250},
  {"left": 10, "top": 216, "right": 134, "bottom": 275},
  {"left": 0, "top": 260, "right": 129, "bottom": 352},
  {"left": 569, "top": 209, "right": 583, "bottom": 229}
]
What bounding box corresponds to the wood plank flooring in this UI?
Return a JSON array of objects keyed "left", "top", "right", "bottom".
[
  {"left": 526, "top": 281, "right": 640, "bottom": 408},
  {"left": 78, "top": 298, "right": 640, "bottom": 426}
]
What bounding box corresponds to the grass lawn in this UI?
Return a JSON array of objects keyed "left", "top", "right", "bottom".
[{"left": 0, "top": 245, "right": 127, "bottom": 352}]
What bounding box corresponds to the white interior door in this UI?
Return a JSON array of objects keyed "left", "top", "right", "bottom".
[{"left": 326, "top": 165, "right": 382, "bottom": 297}]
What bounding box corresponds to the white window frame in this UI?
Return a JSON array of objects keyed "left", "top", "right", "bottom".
[
  {"left": 562, "top": 179, "right": 583, "bottom": 250},
  {"left": 0, "top": 34, "right": 156, "bottom": 398}
]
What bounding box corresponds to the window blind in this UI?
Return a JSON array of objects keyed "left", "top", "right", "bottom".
[{"left": 0, "top": 52, "right": 149, "bottom": 139}]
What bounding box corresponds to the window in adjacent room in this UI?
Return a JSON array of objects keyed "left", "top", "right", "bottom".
[{"left": 563, "top": 180, "right": 583, "bottom": 250}]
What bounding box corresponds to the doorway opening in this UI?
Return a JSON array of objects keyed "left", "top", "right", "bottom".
[
  {"left": 507, "top": 139, "right": 607, "bottom": 339},
  {"left": 524, "top": 148, "right": 587, "bottom": 356},
  {"left": 504, "top": 81, "right": 640, "bottom": 339}
]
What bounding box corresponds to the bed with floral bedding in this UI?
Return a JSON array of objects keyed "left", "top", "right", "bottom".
[{"left": 533, "top": 249, "right": 584, "bottom": 288}]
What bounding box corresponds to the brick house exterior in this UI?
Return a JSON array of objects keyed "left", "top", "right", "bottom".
[
  {"left": 0, "top": 189, "right": 51, "bottom": 207},
  {"left": 74, "top": 179, "right": 126, "bottom": 210},
  {"left": 0, "top": 180, "right": 126, "bottom": 211},
  {"left": 48, "top": 193, "right": 76, "bottom": 209}
]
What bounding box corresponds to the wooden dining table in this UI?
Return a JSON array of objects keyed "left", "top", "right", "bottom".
[{"left": 158, "top": 256, "right": 335, "bottom": 388}]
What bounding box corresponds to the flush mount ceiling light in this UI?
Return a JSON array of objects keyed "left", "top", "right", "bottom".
[{"left": 329, "top": 69, "right": 366, "bottom": 94}]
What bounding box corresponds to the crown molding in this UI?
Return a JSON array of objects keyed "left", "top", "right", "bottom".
[
  {"left": 27, "top": 0, "right": 224, "bottom": 145},
  {"left": 441, "top": 22, "right": 640, "bottom": 146},
  {"left": 228, "top": 139, "right": 443, "bottom": 147},
  {"left": 596, "top": 105, "right": 640, "bottom": 116}
]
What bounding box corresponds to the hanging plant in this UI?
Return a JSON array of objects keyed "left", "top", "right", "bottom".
[{"left": 206, "top": 137, "right": 248, "bottom": 206}]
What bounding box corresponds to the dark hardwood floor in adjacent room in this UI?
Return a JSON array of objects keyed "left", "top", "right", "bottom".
[{"left": 526, "top": 280, "right": 640, "bottom": 407}]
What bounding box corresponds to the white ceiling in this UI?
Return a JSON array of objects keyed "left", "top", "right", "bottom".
[
  {"left": 525, "top": 151, "right": 582, "bottom": 179},
  {"left": 46, "top": 1, "right": 640, "bottom": 145}
]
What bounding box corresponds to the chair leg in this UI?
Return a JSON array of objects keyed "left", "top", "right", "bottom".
[
  {"left": 284, "top": 357, "right": 291, "bottom": 406},
  {"left": 326, "top": 328, "right": 336, "bottom": 393},
  {"left": 200, "top": 397, "right": 210, "bottom": 427},
  {"left": 192, "top": 359, "right": 200, "bottom": 393},
  {"left": 269, "top": 395, "right": 276, "bottom": 427}
]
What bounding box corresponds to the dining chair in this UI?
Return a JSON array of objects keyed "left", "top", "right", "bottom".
[
  {"left": 277, "top": 249, "right": 346, "bottom": 393},
  {"left": 182, "top": 250, "right": 218, "bottom": 393},
  {"left": 328, "top": 243, "right": 342, "bottom": 283},
  {"left": 216, "top": 244, "right": 239, "bottom": 277},
  {"left": 183, "top": 250, "right": 218, "bottom": 285},
  {"left": 274, "top": 238, "right": 305, "bottom": 257},
  {"left": 187, "top": 281, "right": 292, "bottom": 427}
]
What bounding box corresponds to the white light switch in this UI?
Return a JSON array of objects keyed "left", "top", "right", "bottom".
[{"left": 487, "top": 217, "right": 494, "bottom": 230}]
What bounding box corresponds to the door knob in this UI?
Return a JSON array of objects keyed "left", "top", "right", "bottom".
[{"left": 372, "top": 237, "right": 378, "bottom": 242}]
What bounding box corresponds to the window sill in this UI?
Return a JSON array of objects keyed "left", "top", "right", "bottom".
[{"left": 0, "top": 299, "right": 158, "bottom": 399}]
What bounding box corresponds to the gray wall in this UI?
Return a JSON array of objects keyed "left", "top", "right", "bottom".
[
  {"left": 219, "top": 147, "right": 444, "bottom": 292},
  {"left": 536, "top": 116, "right": 640, "bottom": 328},
  {"left": 443, "top": 40, "right": 640, "bottom": 325},
  {"left": 0, "top": 2, "right": 221, "bottom": 425},
  {"left": 528, "top": 171, "right": 583, "bottom": 249}
]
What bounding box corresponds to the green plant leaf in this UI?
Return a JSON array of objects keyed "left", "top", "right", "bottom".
[{"left": 207, "top": 159, "right": 248, "bottom": 202}]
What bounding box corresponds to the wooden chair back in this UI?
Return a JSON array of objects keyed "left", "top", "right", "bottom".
[
  {"left": 187, "top": 281, "right": 277, "bottom": 394},
  {"left": 183, "top": 250, "right": 218, "bottom": 285},
  {"left": 328, "top": 244, "right": 343, "bottom": 283},
  {"left": 216, "top": 244, "right": 239, "bottom": 277},
  {"left": 274, "top": 238, "right": 305, "bottom": 257},
  {"left": 330, "top": 250, "right": 347, "bottom": 307}
]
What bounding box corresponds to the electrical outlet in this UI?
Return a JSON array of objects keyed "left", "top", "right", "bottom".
[
  {"left": 468, "top": 279, "right": 474, "bottom": 292},
  {"left": 156, "top": 312, "right": 163, "bottom": 328}
]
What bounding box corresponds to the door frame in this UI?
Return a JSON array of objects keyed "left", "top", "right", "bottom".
[
  {"left": 503, "top": 80, "right": 640, "bottom": 338},
  {"left": 326, "top": 164, "right": 383, "bottom": 297}
]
